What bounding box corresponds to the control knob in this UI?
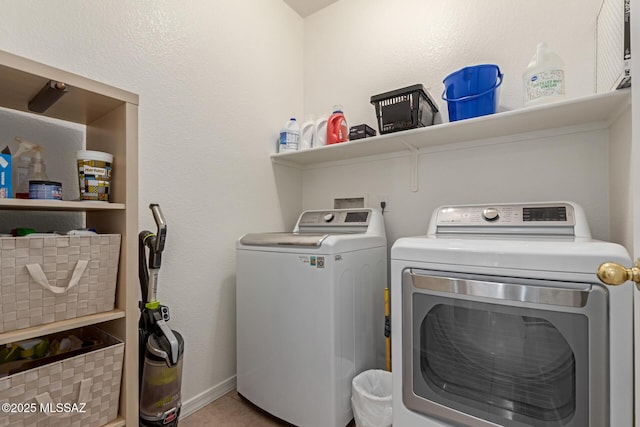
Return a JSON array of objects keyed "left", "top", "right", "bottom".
[
  {"left": 324, "top": 213, "right": 335, "bottom": 222},
  {"left": 482, "top": 208, "right": 500, "bottom": 222}
]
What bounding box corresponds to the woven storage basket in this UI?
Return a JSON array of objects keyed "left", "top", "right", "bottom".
[
  {"left": 0, "top": 235, "right": 121, "bottom": 333},
  {"left": 0, "top": 326, "right": 124, "bottom": 427}
]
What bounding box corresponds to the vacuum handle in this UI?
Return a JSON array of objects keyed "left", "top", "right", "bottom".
[
  {"left": 150, "top": 204, "right": 167, "bottom": 254},
  {"left": 146, "top": 204, "right": 167, "bottom": 269},
  {"left": 139, "top": 230, "right": 154, "bottom": 302}
]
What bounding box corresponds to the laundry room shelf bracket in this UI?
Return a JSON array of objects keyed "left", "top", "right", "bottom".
[{"left": 400, "top": 140, "right": 419, "bottom": 192}]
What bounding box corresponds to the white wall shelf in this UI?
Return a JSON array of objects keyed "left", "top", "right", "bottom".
[{"left": 272, "top": 89, "right": 631, "bottom": 167}]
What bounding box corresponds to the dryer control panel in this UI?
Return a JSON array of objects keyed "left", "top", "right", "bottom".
[
  {"left": 431, "top": 202, "right": 588, "bottom": 237},
  {"left": 437, "top": 203, "right": 574, "bottom": 226}
]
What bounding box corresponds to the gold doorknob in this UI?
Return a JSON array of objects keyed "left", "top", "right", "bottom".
[{"left": 596, "top": 260, "right": 640, "bottom": 290}]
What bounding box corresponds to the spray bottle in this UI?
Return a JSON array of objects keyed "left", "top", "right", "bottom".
[{"left": 12, "top": 137, "right": 47, "bottom": 199}]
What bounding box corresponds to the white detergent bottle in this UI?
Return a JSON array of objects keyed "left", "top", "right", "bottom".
[
  {"left": 279, "top": 117, "right": 300, "bottom": 153},
  {"left": 300, "top": 115, "right": 315, "bottom": 150},
  {"left": 523, "top": 42, "right": 566, "bottom": 107},
  {"left": 314, "top": 115, "right": 328, "bottom": 147}
]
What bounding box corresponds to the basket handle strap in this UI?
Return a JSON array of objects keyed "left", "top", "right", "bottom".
[
  {"left": 34, "top": 378, "right": 92, "bottom": 418},
  {"left": 441, "top": 72, "right": 504, "bottom": 103},
  {"left": 25, "top": 260, "right": 89, "bottom": 294}
]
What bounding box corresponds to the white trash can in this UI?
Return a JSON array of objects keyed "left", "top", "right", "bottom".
[{"left": 351, "top": 369, "right": 392, "bottom": 427}]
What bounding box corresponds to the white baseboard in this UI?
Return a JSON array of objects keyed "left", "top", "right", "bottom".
[{"left": 180, "top": 375, "right": 237, "bottom": 419}]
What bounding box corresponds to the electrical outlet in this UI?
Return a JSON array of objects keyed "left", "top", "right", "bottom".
[{"left": 378, "top": 194, "right": 389, "bottom": 213}]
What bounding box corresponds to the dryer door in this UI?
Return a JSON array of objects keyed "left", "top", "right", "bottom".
[{"left": 402, "top": 269, "right": 608, "bottom": 427}]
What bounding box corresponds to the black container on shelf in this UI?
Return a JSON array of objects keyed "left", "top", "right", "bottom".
[
  {"left": 370, "top": 84, "right": 439, "bottom": 134},
  {"left": 349, "top": 124, "right": 377, "bottom": 140}
]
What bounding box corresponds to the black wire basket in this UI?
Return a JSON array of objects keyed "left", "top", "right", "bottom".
[{"left": 370, "top": 84, "right": 439, "bottom": 134}]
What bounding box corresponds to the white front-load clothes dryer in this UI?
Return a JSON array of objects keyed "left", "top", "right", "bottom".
[
  {"left": 236, "top": 208, "right": 387, "bottom": 427},
  {"left": 391, "top": 202, "right": 633, "bottom": 427}
]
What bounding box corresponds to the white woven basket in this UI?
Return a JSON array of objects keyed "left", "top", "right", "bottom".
[
  {"left": 0, "top": 327, "right": 124, "bottom": 427},
  {"left": 0, "top": 235, "right": 121, "bottom": 333}
]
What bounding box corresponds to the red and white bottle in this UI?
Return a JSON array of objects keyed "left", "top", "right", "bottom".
[{"left": 327, "top": 105, "right": 348, "bottom": 145}]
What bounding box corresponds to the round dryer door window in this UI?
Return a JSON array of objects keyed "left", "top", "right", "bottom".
[
  {"left": 402, "top": 269, "right": 608, "bottom": 427},
  {"left": 422, "top": 304, "right": 577, "bottom": 422}
]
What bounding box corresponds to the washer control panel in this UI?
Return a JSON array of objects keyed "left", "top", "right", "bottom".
[
  {"left": 436, "top": 203, "right": 575, "bottom": 227},
  {"left": 299, "top": 209, "right": 371, "bottom": 226}
]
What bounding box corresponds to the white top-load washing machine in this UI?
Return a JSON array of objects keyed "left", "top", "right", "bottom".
[
  {"left": 391, "top": 202, "right": 633, "bottom": 427},
  {"left": 236, "top": 208, "right": 387, "bottom": 427}
]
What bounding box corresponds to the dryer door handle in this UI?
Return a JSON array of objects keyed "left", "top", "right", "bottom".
[{"left": 407, "top": 270, "right": 590, "bottom": 308}]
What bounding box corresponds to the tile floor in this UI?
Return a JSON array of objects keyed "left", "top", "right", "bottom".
[
  {"left": 180, "top": 389, "right": 356, "bottom": 426},
  {"left": 179, "top": 390, "right": 291, "bottom": 426}
]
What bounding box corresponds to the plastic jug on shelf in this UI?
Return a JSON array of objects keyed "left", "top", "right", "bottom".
[
  {"left": 523, "top": 42, "right": 566, "bottom": 107},
  {"left": 279, "top": 118, "right": 300, "bottom": 153},
  {"left": 300, "top": 115, "right": 315, "bottom": 150},
  {"left": 327, "top": 106, "right": 348, "bottom": 145},
  {"left": 314, "top": 115, "right": 328, "bottom": 147}
]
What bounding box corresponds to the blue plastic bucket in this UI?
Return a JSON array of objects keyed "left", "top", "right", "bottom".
[{"left": 442, "top": 64, "right": 503, "bottom": 122}]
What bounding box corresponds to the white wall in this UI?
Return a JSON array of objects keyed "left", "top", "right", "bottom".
[
  {"left": 303, "top": 129, "right": 611, "bottom": 242},
  {"left": 302, "top": 0, "right": 612, "bottom": 245},
  {"left": 0, "top": 0, "right": 303, "bottom": 408},
  {"left": 304, "top": 0, "right": 603, "bottom": 124}
]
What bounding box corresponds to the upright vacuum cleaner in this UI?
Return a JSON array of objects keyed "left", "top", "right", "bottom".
[{"left": 139, "top": 204, "right": 185, "bottom": 427}]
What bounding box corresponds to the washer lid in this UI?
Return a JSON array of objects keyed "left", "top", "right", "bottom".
[
  {"left": 239, "top": 232, "right": 329, "bottom": 247},
  {"left": 237, "top": 208, "right": 386, "bottom": 252}
]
